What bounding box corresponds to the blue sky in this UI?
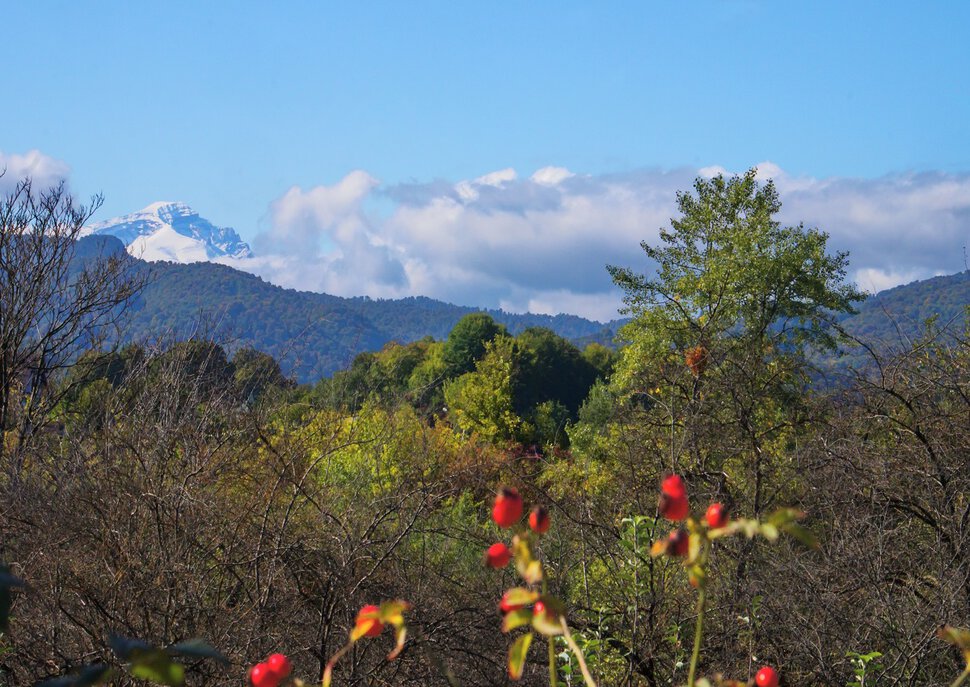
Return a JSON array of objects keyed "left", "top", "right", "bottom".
[{"left": 2, "top": 2, "right": 970, "bottom": 320}]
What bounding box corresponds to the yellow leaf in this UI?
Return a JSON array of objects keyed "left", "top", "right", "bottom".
[{"left": 508, "top": 632, "right": 533, "bottom": 680}]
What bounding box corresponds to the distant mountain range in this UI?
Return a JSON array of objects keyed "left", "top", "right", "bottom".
[
  {"left": 84, "top": 201, "right": 253, "bottom": 262},
  {"left": 79, "top": 203, "right": 968, "bottom": 384},
  {"left": 838, "top": 270, "right": 970, "bottom": 339},
  {"left": 74, "top": 234, "right": 619, "bottom": 382}
]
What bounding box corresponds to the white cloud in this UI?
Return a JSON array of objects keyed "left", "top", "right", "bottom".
[
  {"left": 531, "top": 166, "right": 575, "bottom": 186},
  {"left": 0, "top": 149, "right": 71, "bottom": 195},
  {"left": 853, "top": 267, "right": 932, "bottom": 294},
  {"left": 503, "top": 289, "right": 626, "bottom": 324},
  {"left": 232, "top": 163, "right": 970, "bottom": 322},
  {"left": 242, "top": 171, "right": 407, "bottom": 297}
]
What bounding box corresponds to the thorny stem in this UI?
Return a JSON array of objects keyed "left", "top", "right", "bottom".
[
  {"left": 686, "top": 584, "right": 706, "bottom": 687},
  {"left": 560, "top": 618, "right": 597, "bottom": 687},
  {"left": 543, "top": 579, "right": 557, "bottom": 686},
  {"left": 321, "top": 640, "right": 354, "bottom": 687},
  {"left": 548, "top": 633, "right": 558, "bottom": 687}
]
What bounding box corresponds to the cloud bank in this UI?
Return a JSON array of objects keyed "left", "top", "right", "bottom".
[
  {"left": 5, "top": 149, "right": 966, "bottom": 323},
  {"left": 0, "top": 150, "right": 70, "bottom": 196},
  {"left": 234, "top": 163, "right": 970, "bottom": 322}
]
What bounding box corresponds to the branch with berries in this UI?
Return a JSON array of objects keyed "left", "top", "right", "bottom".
[
  {"left": 485, "top": 487, "right": 597, "bottom": 686},
  {"left": 652, "top": 474, "right": 816, "bottom": 687}
]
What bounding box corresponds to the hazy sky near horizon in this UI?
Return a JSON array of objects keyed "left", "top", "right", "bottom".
[{"left": 2, "top": 2, "right": 969, "bottom": 321}]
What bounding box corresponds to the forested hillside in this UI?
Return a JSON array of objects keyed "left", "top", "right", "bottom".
[
  {"left": 839, "top": 269, "right": 969, "bottom": 339},
  {"left": 87, "top": 233, "right": 970, "bottom": 387},
  {"left": 110, "top": 248, "right": 620, "bottom": 383}
]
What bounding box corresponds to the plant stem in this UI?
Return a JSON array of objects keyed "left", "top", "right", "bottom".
[
  {"left": 950, "top": 667, "right": 970, "bottom": 687},
  {"left": 686, "top": 585, "right": 706, "bottom": 687},
  {"left": 417, "top": 628, "right": 461, "bottom": 687},
  {"left": 560, "top": 619, "right": 597, "bottom": 687},
  {"left": 548, "top": 633, "right": 558, "bottom": 687},
  {"left": 543, "top": 579, "right": 557, "bottom": 686}
]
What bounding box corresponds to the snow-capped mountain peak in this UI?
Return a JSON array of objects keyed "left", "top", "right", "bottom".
[{"left": 83, "top": 202, "right": 253, "bottom": 263}]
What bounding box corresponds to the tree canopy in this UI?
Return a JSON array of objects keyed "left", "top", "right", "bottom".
[{"left": 607, "top": 169, "right": 865, "bottom": 390}]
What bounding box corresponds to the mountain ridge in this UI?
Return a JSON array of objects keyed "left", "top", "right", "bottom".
[
  {"left": 94, "top": 238, "right": 620, "bottom": 382},
  {"left": 84, "top": 202, "right": 253, "bottom": 262}
]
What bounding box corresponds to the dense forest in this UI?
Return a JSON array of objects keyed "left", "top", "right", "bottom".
[
  {"left": 103, "top": 252, "right": 622, "bottom": 383},
  {"left": 1, "top": 173, "right": 969, "bottom": 687}
]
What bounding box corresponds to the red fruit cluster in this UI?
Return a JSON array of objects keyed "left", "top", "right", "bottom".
[
  {"left": 485, "top": 542, "right": 512, "bottom": 568},
  {"left": 486, "top": 487, "right": 552, "bottom": 571},
  {"left": 528, "top": 506, "right": 550, "bottom": 534},
  {"left": 667, "top": 528, "right": 689, "bottom": 557},
  {"left": 755, "top": 665, "right": 779, "bottom": 687},
  {"left": 248, "top": 653, "right": 291, "bottom": 687},
  {"left": 705, "top": 502, "right": 729, "bottom": 528},
  {"left": 355, "top": 604, "right": 385, "bottom": 638},
  {"left": 659, "top": 474, "right": 689, "bottom": 521},
  {"left": 492, "top": 488, "right": 524, "bottom": 528}
]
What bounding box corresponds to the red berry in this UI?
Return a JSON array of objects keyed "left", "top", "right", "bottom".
[
  {"left": 528, "top": 506, "right": 550, "bottom": 534},
  {"left": 755, "top": 665, "right": 779, "bottom": 687},
  {"left": 667, "top": 528, "right": 690, "bottom": 557},
  {"left": 661, "top": 474, "right": 686, "bottom": 498},
  {"left": 499, "top": 591, "right": 525, "bottom": 614},
  {"left": 659, "top": 492, "right": 689, "bottom": 521},
  {"left": 485, "top": 542, "right": 512, "bottom": 568},
  {"left": 533, "top": 600, "right": 547, "bottom": 617},
  {"left": 265, "top": 653, "right": 291, "bottom": 680},
  {"left": 705, "top": 502, "right": 729, "bottom": 528},
  {"left": 249, "top": 662, "right": 279, "bottom": 687},
  {"left": 492, "top": 487, "right": 523, "bottom": 528},
  {"left": 355, "top": 604, "right": 385, "bottom": 638}
]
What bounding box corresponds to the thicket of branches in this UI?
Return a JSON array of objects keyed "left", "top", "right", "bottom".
[{"left": 0, "top": 174, "right": 968, "bottom": 686}]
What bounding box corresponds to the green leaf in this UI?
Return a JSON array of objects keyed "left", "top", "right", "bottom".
[
  {"left": 129, "top": 648, "right": 185, "bottom": 686},
  {"left": 779, "top": 521, "right": 819, "bottom": 549},
  {"left": 166, "top": 639, "right": 229, "bottom": 665},
  {"left": 378, "top": 599, "right": 411, "bottom": 626},
  {"left": 35, "top": 664, "right": 115, "bottom": 687},
  {"left": 503, "top": 587, "right": 540, "bottom": 606},
  {"left": 507, "top": 632, "right": 533, "bottom": 680},
  {"left": 513, "top": 536, "right": 543, "bottom": 584},
  {"left": 759, "top": 522, "right": 779, "bottom": 541},
  {"left": 687, "top": 532, "right": 702, "bottom": 563},
  {"left": 110, "top": 637, "right": 186, "bottom": 686},
  {"left": 502, "top": 608, "right": 534, "bottom": 633}
]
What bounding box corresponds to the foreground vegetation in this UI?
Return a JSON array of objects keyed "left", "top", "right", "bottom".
[{"left": 1, "top": 172, "right": 969, "bottom": 686}]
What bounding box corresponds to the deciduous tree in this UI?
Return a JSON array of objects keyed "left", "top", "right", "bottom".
[{"left": 0, "top": 178, "right": 141, "bottom": 466}]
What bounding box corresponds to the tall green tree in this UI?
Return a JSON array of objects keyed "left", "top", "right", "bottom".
[
  {"left": 606, "top": 169, "right": 864, "bottom": 513},
  {"left": 442, "top": 313, "right": 506, "bottom": 377},
  {"left": 608, "top": 169, "right": 862, "bottom": 390},
  {"left": 514, "top": 327, "right": 598, "bottom": 417},
  {"left": 444, "top": 335, "right": 520, "bottom": 443}
]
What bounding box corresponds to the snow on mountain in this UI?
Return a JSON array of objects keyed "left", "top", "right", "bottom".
[{"left": 83, "top": 201, "right": 253, "bottom": 263}]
